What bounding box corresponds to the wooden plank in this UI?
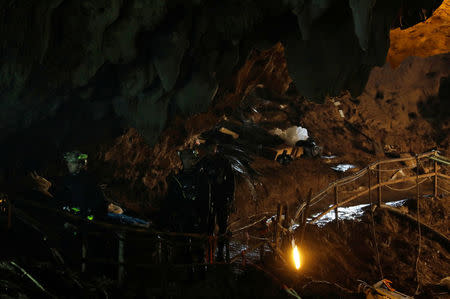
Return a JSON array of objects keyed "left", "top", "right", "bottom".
[
  {"left": 14, "top": 198, "right": 210, "bottom": 239},
  {"left": 438, "top": 173, "right": 450, "bottom": 180},
  {"left": 377, "top": 164, "right": 382, "bottom": 207},
  {"left": 275, "top": 203, "right": 281, "bottom": 249},
  {"left": 373, "top": 151, "right": 435, "bottom": 166},
  {"left": 434, "top": 161, "right": 438, "bottom": 198},
  {"left": 334, "top": 186, "right": 338, "bottom": 226},
  {"left": 81, "top": 233, "right": 87, "bottom": 273}
]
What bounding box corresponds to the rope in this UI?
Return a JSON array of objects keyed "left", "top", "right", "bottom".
[
  {"left": 309, "top": 191, "right": 331, "bottom": 207},
  {"left": 337, "top": 170, "right": 367, "bottom": 185},
  {"left": 232, "top": 216, "right": 268, "bottom": 234},
  {"left": 306, "top": 167, "right": 370, "bottom": 208},
  {"left": 375, "top": 165, "right": 416, "bottom": 172},
  {"left": 383, "top": 179, "right": 428, "bottom": 192},
  {"left": 414, "top": 158, "right": 422, "bottom": 295},
  {"left": 229, "top": 211, "right": 275, "bottom": 229},
  {"left": 306, "top": 152, "right": 450, "bottom": 211},
  {"left": 437, "top": 185, "right": 450, "bottom": 194}
]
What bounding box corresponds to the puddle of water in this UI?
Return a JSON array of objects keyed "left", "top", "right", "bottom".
[
  {"left": 331, "top": 164, "right": 356, "bottom": 172},
  {"left": 310, "top": 203, "right": 370, "bottom": 226},
  {"left": 385, "top": 199, "right": 407, "bottom": 207}
]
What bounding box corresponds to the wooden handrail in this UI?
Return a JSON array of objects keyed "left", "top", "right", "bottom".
[
  {"left": 368, "top": 151, "right": 437, "bottom": 167},
  {"left": 13, "top": 198, "right": 219, "bottom": 240},
  {"left": 438, "top": 173, "right": 450, "bottom": 180},
  {"left": 311, "top": 173, "right": 436, "bottom": 223},
  {"left": 294, "top": 151, "right": 450, "bottom": 223},
  {"left": 294, "top": 151, "right": 444, "bottom": 219}
]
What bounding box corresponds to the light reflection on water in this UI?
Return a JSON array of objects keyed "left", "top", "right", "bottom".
[
  {"left": 310, "top": 199, "right": 408, "bottom": 227},
  {"left": 331, "top": 164, "right": 356, "bottom": 172}
]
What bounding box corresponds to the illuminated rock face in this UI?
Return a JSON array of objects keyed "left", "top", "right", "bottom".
[
  {"left": 387, "top": 0, "right": 450, "bottom": 68},
  {"left": 0, "top": 0, "right": 443, "bottom": 151}
]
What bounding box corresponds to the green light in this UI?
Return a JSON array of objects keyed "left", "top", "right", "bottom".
[
  {"left": 78, "top": 153, "right": 88, "bottom": 160},
  {"left": 87, "top": 215, "right": 94, "bottom": 221},
  {"left": 71, "top": 207, "right": 80, "bottom": 213}
]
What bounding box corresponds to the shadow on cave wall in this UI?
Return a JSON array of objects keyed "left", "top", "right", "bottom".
[{"left": 418, "top": 76, "right": 450, "bottom": 145}]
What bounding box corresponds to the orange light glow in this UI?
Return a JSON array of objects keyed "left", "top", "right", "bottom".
[{"left": 293, "top": 245, "right": 301, "bottom": 270}]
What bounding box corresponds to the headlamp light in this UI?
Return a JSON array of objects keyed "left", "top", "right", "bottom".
[{"left": 78, "top": 154, "right": 88, "bottom": 160}]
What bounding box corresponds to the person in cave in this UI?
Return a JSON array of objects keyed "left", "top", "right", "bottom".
[
  {"left": 54, "top": 151, "right": 109, "bottom": 221},
  {"left": 165, "top": 149, "right": 205, "bottom": 233},
  {"left": 165, "top": 141, "right": 237, "bottom": 263},
  {"left": 196, "top": 130, "right": 260, "bottom": 262},
  {"left": 55, "top": 151, "right": 149, "bottom": 227},
  {"left": 196, "top": 138, "right": 236, "bottom": 262},
  {"left": 164, "top": 149, "right": 208, "bottom": 265},
  {"left": 165, "top": 130, "right": 258, "bottom": 263}
]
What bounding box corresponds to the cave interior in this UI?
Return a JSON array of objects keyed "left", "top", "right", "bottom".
[{"left": 0, "top": 0, "right": 449, "bottom": 298}]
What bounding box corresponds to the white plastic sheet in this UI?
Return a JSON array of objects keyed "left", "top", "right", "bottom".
[{"left": 270, "top": 126, "right": 309, "bottom": 146}]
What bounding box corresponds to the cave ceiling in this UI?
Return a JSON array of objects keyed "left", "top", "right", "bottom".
[{"left": 0, "top": 0, "right": 443, "bottom": 165}]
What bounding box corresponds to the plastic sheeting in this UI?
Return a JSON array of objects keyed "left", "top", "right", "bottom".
[{"left": 270, "top": 126, "right": 309, "bottom": 146}]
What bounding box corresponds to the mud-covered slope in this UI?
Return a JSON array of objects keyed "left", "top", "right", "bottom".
[
  {"left": 92, "top": 51, "right": 449, "bottom": 216},
  {"left": 287, "top": 196, "right": 450, "bottom": 297}
]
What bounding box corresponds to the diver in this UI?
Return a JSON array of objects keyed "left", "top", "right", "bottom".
[
  {"left": 165, "top": 149, "right": 204, "bottom": 233},
  {"left": 165, "top": 149, "right": 208, "bottom": 265},
  {"left": 197, "top": 137, "right": 236, "bottom": 262}
]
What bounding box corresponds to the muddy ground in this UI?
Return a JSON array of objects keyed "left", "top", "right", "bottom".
[{"left": 283, "top": 196, "right": 450, "bottom": 298}]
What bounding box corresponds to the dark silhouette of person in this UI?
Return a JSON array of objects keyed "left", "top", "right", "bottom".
[
  {"left": 54, "top": 151, "right": 108, "bottom": 220},
  {"left": 165, "top": 149, "right": 209, "bottom": 265},
  {"left": 197, "top": 139, "right": 235, "bottom": 262}
]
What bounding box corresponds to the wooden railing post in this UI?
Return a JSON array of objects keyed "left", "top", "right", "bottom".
[
  {"left": 81, "top": 232, "right": 87, "bottom": 273},
  {"left": 416, "top": 157, "right": 420, "bottom": 202},
  {"left": 377, "top": 164, "right": 382, "bottom": 207},
  {"left": 434, "top": 160, "right": 438, "bottom": 199},
  {"left": 118, "top": 232, "right": 125, "bottom": 286},
  {"left": 283, "top": 202, "right": 289, "bottom": 228},
  {"left": 259, "top": 243, "right": 264, "bottom": 263},
  {"left": 368, "top": 167, "right": 372, "bottom": 205},
  {"left": 157, "top": 235, "right": 162, "bottom": 263},
  {"left": 334, "top": 185, "right": 339, "bottom": 227},
  {"left": 7, "top": 196, "right": 12, "bottom": 230},
  {"left": 275, "top": 203, "right": 281, "bottom": 250},
  {"left": 300, "top": 189, "right": 312, "bottom": 245}
]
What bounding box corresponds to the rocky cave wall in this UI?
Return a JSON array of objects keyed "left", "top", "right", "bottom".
[
  {"left": 0, "top": 0, "right": 446, "bottom": 212},
  {"left": 1, "top": 1, "right": 441, "bottom": 146}
]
